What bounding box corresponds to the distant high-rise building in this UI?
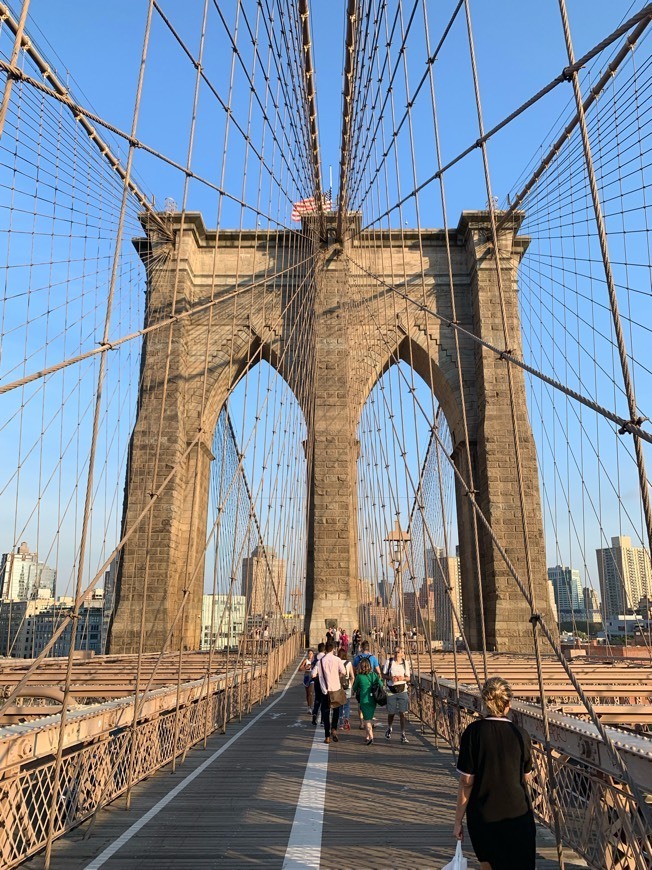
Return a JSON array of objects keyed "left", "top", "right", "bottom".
[
  {"left": 425, "top": 547, "right": 462, "bottom": 647},
  {"left": 403, "top": 591, "right": 418, "bottom": 627},
  {"left": 596, "top": 536, "right": 652, "bottom": 620},
  {"left": 367, "top": 603, "right": 396, "bottom": 630},
  {"left": 201, "top": 594, "right": 246, "bottom": 650},
  {"left": 0, "top": 542, "right": 56, "bottom": 600},
  {"left": 583, "top": 586, "right": 602, "bottom": 624},
  {"left": 0, "top": 591, "right": 104, "bottom": 658},
  {"left": 241, "top": 545, "right": 286, "bottom": 617},
  {"left": 101, "top": 555, "right": 119, "bottom": 653},
  {"left": 547, "top": 580, "right": 558, "bottom": 623},
  {"left": 548, "top": 565, "right": 583, "bottom": 619}
]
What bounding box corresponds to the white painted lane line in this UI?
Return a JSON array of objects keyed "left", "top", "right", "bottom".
[
  {"left": 282, "top": 724, "right": 329, "bottom": 869},
  {"left": 83, "top": 662, "right": 301, "bottom": 870}
]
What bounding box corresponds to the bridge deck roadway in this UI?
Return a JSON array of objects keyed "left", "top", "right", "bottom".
[{"left": 26, "top": 663, "right": 586, "bottom": 870}]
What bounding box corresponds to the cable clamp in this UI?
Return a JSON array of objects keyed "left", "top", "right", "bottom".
[
  {"left": 98, "top": 341, "right": 114, "bottom": 350},
  {"left": 561, "top": 66, "right": 574, "bottom": 82},
  {"left": 497, "top": 349, "right": 513, "bottom": 361},
  {"left": 618, "top": 415, "right": 648, "bottom": 435},
  {"left": 529, "top": 613, "right": 541, "bottom": 626}
]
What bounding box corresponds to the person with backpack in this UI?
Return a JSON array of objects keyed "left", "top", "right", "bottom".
[
  {"left": 352, "top": 658, "right": 384, "bottom": 745},
  {"left": 353, "top": 641, "right": 382, "bottom": 730},
  {"left": 353, "top": 640, "right": 381, "bottom": 675},
  {"left": 382, "top": 645, "right": 411, "bottom": 743},
  {"left": 311, "top": 641, "right": 346, "bottom": 744}
]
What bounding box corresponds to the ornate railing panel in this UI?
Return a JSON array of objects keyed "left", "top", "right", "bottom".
[
  {"left": 410, "top": 675, "right": 652, "bottom": 870},
  {"left": 0, "top": 634, "right": 301, "bottom": 868}
]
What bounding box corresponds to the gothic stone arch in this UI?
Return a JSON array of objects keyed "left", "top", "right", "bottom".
[{"left": 109, "top": 211, "right": 556, "bottom": 655}]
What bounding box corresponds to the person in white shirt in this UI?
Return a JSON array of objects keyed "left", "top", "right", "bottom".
[
  {"left": 383, "top": 645, "right": 411, "bottom": 743},
  {"left": 311, "top": 641, "right": 346, "bottom": 744}
]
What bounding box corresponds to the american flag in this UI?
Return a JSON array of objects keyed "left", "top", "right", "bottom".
[{"left": 291, "top": 190, "right": 332, "bottom": 222}]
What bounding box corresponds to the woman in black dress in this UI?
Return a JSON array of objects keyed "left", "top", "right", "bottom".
[{"left": 453, "top": 676, "right": 536, "bottom": 869}]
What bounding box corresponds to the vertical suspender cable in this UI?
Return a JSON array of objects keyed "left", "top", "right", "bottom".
[
  {"left": 42, "top": 1, "right": 155, "bottom": 863},
  {"left": 556, "top": 0, "right": 652, "bottom": 564},
  {"left": 337, "top": 0, "right": 357, "bottom": 241}
]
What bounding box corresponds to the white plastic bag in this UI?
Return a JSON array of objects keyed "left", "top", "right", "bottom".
[{"left": 441, "top": 840, "right": 468, "bottom": 870}]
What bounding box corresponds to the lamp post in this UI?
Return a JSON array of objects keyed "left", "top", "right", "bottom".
[{"left": 385, "top": 520, "right": 410, "bottom": 646}]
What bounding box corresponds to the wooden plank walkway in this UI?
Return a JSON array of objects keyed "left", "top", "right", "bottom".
[{"left": 26, "top": 662, "right": 586, "bottom": 869}]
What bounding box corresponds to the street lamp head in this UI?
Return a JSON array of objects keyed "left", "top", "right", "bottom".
[
  {"left": 385, "top": 519, "right": 410, "bottom": 544},
  {"left": 385, "top": 520, "right": 410, "bottom": 567}
]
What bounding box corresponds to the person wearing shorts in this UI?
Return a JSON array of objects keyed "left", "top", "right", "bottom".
[{"left": 383, "top": 646, "right": 410, "bottom": 743}]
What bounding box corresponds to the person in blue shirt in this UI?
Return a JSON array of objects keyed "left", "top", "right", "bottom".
[
  {"left": 353, "top": 640, "right": 381, "bottom": 673},
  {"left": 352, "top": 641, "right": 382, "bottom": 730}
]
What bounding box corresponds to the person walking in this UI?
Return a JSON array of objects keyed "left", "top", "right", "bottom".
[
  {"left": 311, "top": 642, "right": 326, "bottom": 725},
  {"left": 337, "top": 647, "right": 355, "bottom": 730},
  {"left": 351, "top": 658, "right": 382, "bottom": 745},
  {"left": 353, "top": 641, "right": 382, "bottom": 730},
  {"left": 383, "top": 645, "right": 410, "bottom": 743},
  {"left": 301, "top": 648, "right": 315, "bottom": 712},
  {"left": 312, "top": 641, "right": 346, "bottom": 744},
  {"left": 454, "top": 676, "right": 536, "bottom": 869}
]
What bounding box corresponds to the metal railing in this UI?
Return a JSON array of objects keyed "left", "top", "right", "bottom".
[
  {"left": 410, "top": 675, "right": 652, "bottom": 870},
  {"left": 0, "top": 633, "right": 302, "bottom": 868}
]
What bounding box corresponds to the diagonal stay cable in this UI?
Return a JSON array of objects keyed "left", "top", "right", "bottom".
[
  {"left": 0, "top": 251, "right": 315, "bottom": 394},
  {"left": 342, "top": 252, "right": 652, "bottom": 444},
  {"left": 358, "top": 5, "right": 652, "bottom": 232}
]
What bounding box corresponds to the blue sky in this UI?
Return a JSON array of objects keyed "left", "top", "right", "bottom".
[
  {"left": 1, "top": 1, "right": 650, "bottom": 607},
  {"left": 14, "top": 1, "right": 640, "bottom": 215}
]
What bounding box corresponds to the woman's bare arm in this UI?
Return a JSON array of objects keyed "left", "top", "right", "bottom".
[{"left": 453, "top": 773, "right": 474, "bottom": 839}]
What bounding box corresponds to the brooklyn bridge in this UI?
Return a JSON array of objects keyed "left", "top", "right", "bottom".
[{"left": 0, "top": 0, "right": 651, "bottom": 867}]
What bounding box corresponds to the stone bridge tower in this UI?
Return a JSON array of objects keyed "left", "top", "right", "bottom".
[{"left": 108, "top": 211, "right": 556, "bottom": 655}]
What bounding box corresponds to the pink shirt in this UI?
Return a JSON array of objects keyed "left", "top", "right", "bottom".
[{"left": 311, "top": 651, "right": 346, "bottom": 693}]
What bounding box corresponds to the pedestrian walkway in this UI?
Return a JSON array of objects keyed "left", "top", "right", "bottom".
[{"left": 26, "top": 663, "right": 586, "bottom": 869}]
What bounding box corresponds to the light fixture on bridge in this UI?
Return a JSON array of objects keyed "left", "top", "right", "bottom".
[{"left": 385, "top": 520, "right": 411, "bottom": 646}]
